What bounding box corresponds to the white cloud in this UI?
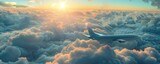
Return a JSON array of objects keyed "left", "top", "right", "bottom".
[
  {"left": 0, "top": 1, "right": 16, "bottom": 7},
  {"left": 0, "top": 9, "right": 160, "bottom": 64},
  {"left": 47, "top": 40, "right": 160, "bottom": 64},
  {"left": 0, "top": 1, "right": 27, "bottom": 8}
]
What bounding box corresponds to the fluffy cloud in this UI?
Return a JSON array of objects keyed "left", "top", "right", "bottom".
[
  {"left": 47, "top": 39, "right": 160, "bottom": 64},
  {"left": 0, "top": 1, "right": 27, "bottom": 8},
  {"left": 115, "top": 47, "right": 160, "bottom": 64},
  {"left": 0, "top": 8, "right": 87, "bottom": 63},
  {"left": 0, "top": 1, "right": 16, "bottom": 7},
  {"left": 0, "top": 10, "right": 38, "bottom": 32},
  {"left": 142, "top": 0, "right": 160, "bottom": 8},
  {"left": 0, "top": 46, "right": 21, "bottom": 62},
  {"left": 47, "top": 10, "right": 160, "bottom": 64},
  {"left": 0, "top": 9, "right": 160, "bottom": 64}
]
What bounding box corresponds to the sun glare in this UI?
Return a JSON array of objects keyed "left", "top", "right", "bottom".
[{"left": 59, "top": 2, "right": 65, "bottom": 9}]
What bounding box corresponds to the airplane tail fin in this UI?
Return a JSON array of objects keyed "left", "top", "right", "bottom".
[{"left": 87, "top": 26, "right": 99, "bottom": 39}]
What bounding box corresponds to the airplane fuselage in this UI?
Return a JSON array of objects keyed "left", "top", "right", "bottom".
[
  {"left": 92, "top": 35, "right": 139, "bottom": 40},
  {"left": 86, "top": 26, "right": 140, "bottom": 45}
]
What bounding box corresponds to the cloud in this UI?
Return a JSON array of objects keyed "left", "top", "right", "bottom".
[
  {"left": 46, "top": 10, "right": 160, "bottom": 64},
  {"left": 0, "top": 1, "right": 28, "bottom": 8},
  {"left": 47, "top": 39, "right": 118, "bottom": 64},
  {"left": 15, "top": 5, "right": 28, "bottom": 8},
  {"left": 142, "top": 0, "right": 160, "bottom": 8},
  {"left": 0, "top": 9, "right": 85, "bottom": 63},
  {"left": 14, "top": 57, "right": 29, "bottom": 64},
  {"left": 0, "top": 1, "right": 16, "bottom": 7},
  {"left": 0, "top": 46, "right": 21, "bottom": 62},
  {"left": 0, "top": 8, "right": 160, "bottom": 64},
  {"left": 47, "top": 39, "right": 160, "bottom": 64},
  {"left": 0, "top": 11, "right": 39, "bottom": 32},
  {"left": 115, "top": 47, "right": 160, "bottom": 64}
]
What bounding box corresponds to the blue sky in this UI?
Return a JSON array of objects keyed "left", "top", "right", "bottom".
[
  {"left": 0, "top": 0, "right": 157, "bottom": 10},
  {"left": 72, "top": 0, "right": 154, "bottom": 9}
]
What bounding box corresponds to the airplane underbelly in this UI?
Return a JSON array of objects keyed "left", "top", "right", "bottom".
[
  {"left": 112, "top": 40, "right": 138, "bottom": 49},
  {"left": 98, "top": 39, "right": 112, "bottom": 43}
]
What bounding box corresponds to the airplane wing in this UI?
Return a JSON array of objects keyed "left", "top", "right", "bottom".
[
  {"left": 83, "top": 34, "right": 90, "bottom": 38},
  {"left": 83, "top": 33, "right": 105, "bottom": 38},
  {"left": 94, "top": 32, "right": 106, "bottom": 36}
]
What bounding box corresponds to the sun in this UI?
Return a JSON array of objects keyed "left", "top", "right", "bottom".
[
  {"left": 59, "top": 2, "right": 66, "bottom": 9},
  {"left": 51, "top": 2, "right": 68, "bottom": 10}
]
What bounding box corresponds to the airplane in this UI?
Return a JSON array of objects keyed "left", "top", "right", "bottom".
[{"left": 84, "top": 26, "right": 140, "bottom": 45}]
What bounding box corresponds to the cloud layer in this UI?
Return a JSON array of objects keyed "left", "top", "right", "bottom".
[
  {"left": 47, "top": 39, "right": 160, "bottom": 64},
  {"left": 0, "top": 9, "right": 159, "bottom": 64}
]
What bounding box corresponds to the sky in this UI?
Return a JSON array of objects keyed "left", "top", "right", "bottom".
[{"left": 0, "top": 0, "right": 158, "bottom": 10}]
